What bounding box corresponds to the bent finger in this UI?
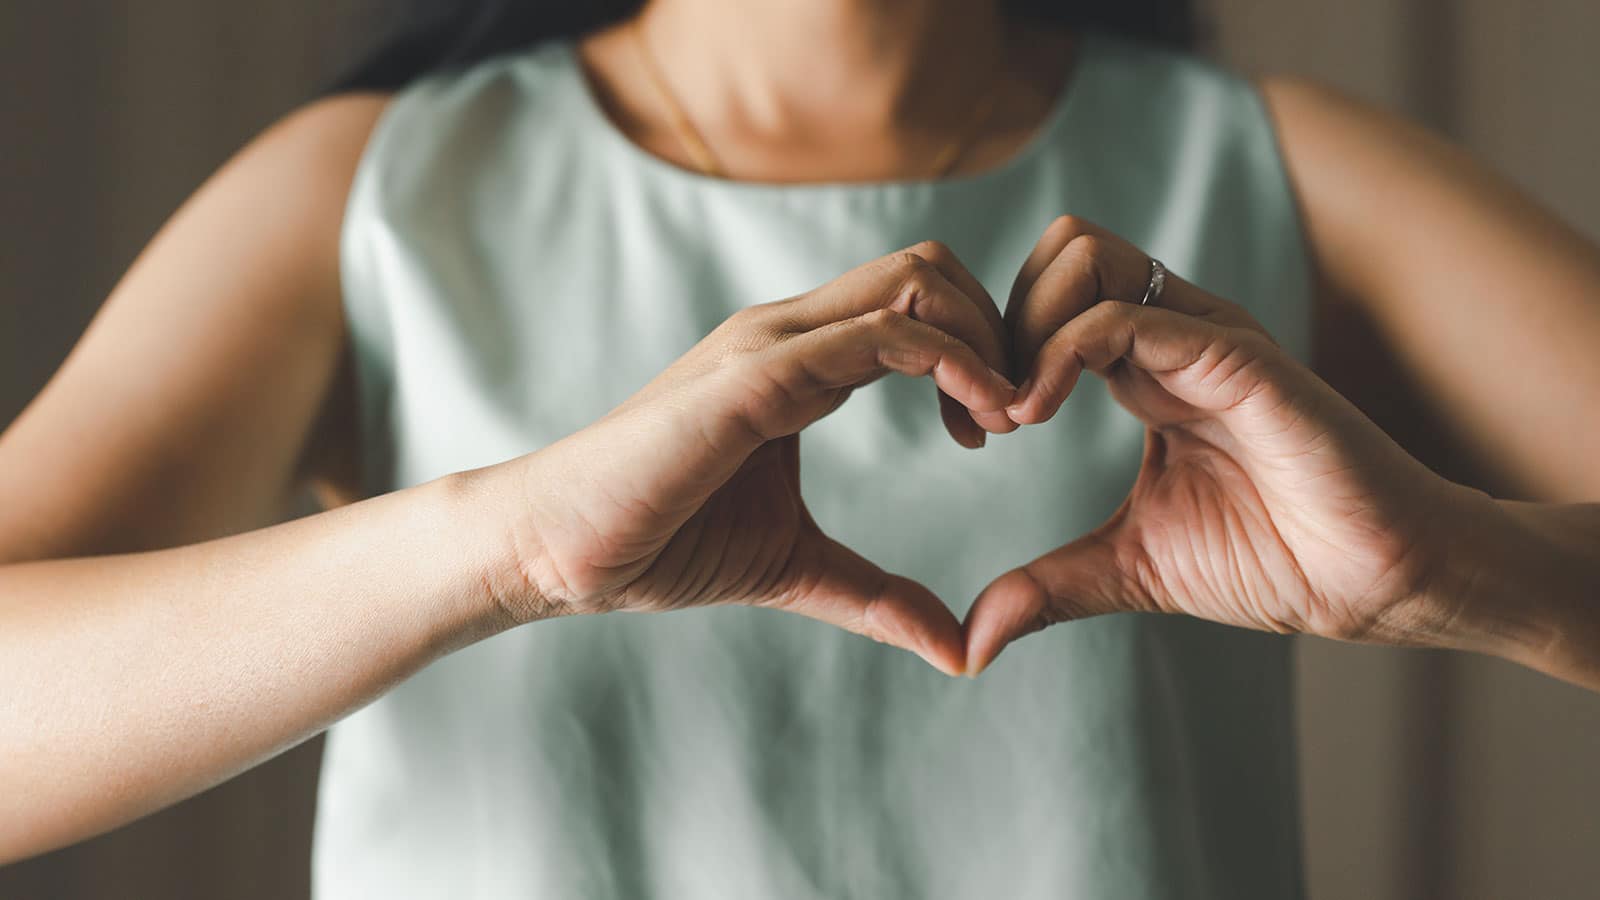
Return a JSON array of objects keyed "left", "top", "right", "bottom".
[
  {"left": 1008, "top": 219, "right": 1270, "bottom": 383},
  {"left": 909, "top": 241, "right": 1019, "bottom": 436},
  {"left": 874, "top": 267, "right": 1018, "bottom": 436},
  {"left": 907, "top": 240, "right": 1010, "bottom": 370},
  {"left": 1006, "top": 301, "right": 1274, "bottom": 425},
  {"left": 784, "top": 308, "right": 1017, "bottom": 415},
  {"left": 786, "top": 245, "right": 1002, "bottom": 359}
]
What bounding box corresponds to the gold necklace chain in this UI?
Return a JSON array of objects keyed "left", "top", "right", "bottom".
[
  {"left": 629, "top": 18, "right": 727, "bottom": 177},
  {"left": 628, "top": 17, "right": 1004, "bottom": 181}
]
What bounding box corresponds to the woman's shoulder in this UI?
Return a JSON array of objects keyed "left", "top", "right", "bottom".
[
  {"left": 197, "top": 91, "right": 393, "bottom": 302},
  {"left": 247, "top": 92, "right": 396, "bottom": 186}
]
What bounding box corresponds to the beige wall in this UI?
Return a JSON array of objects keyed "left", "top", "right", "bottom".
[{"left": 3, "top": 3, "right": 1597, "bottom": 897}]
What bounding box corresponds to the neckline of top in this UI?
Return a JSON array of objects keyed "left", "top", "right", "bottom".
[{"left": 545, "top": 31, "right": 1102, "bottom": 200}]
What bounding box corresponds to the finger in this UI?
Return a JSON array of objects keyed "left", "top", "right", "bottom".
[
  {"left": 779, "top": 307, "right": 1017, "bottom": 417},
  {"left": 963, "top": 531, "right": 1142, "bottom": 676},
  {"left": 773, "top": 533, "right": 966, "bottom": 676},
  {"left": 1007, "top": 217, "right": 1268, "bottom": 388},
  {"left": 773, "top": 244, "right": 1017, "bottom": 434},
  {"left": 729, "top": 308, "right": 1015, "bottom": 446},
  {"left": 939, "top": 389, "right": 989, "bottom": 449},
  {"left": 1005, "top": 300, "right": 1275, "bottom": 425},
  {"left": 1009, "top": 216, "right": 1247, "bottom": 325},
  {"left": 787, "top": 243, "right": 999, "bottom": 347},
  {"left": 1006, "top": 215, "right": 1084, "bottom": 325},
  {"left": 1006, "top": 216, "right": 1140, "bottom": 342},
  {"left": 781, "top": 244, "right": 1021, "bottom": 436},
  {"left": 1009, "top": 225, "right": 1154, "bottom": 381},
  {"left": 909, "top": 241, "right": 1019, "bottom": 436},
  {"left": 873, "top": 266, "right": 1017, "bottom": 435},
  {"left": 901, "top": 240, "right": 1008, "bottom": 365}
]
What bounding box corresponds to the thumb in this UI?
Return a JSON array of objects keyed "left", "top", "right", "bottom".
[
  {"left": 963, "top": 533, "right": 1145, "bottom": 676},
  {"left": 775, "top": 532, "right": 966, "bottom": 677}
]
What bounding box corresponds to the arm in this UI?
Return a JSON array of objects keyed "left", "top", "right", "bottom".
[
  {"left": 960, "top": 216, "right": 1600, "bottom": 692},
  {"left": 0, "top": 95, "right": 386, "bottom": 562},
  {"left": 1260, "top": 76, "right": 1600, "bottom": 503},
  {"left": 0, "top": 84, "right": 1011, "bottom": 856},
  {"left": 0, "top": 464, "right": 519, "bottom": 862},
  {"left": 1261, "top": 77, "right": 1600, "bottom": 687},
  {"left": 1437, "top": 494, "right": 1600, "bottom": 690},
  {"left": 0, "top": 93, "right": 530, "bottom": 860}
]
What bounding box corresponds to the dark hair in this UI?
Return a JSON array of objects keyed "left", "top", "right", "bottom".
[{"left": 331, "top": 0, "right": 1199, "bottom": 94}]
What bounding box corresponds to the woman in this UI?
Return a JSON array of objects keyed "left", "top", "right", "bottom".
[{"left": 2, "top": 0, "right": 1596, "bottom": 895}]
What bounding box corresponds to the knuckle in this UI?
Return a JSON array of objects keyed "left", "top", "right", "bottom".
[
  {"left": 881, "top": 252, "right": 937, "bottom": 308},
  {"left": 849, "top": 593, "right": 891, "bottom": 644},
  {"left": 1059, "top": 234, "right": 1113, "bottom": 294},
  {"left": 1085, "top": 295, "right": 1131, "bottom": 325},
  {"left": 1068, "top": 232, "right": 1110, "bottom": 264},
  {"left": 1011, "top": 566, "right": 1060, "bottom": 627},
  {"left": 906, "top": 239, "right": 954, "bottom": 265},
  {"left": 891, "top": 266, "right": 944, "bottom": 313},
  {"left": 891, "top": 248, "right": 934, "bottom": 278},
  {"left": 1044, "top": 214, "right": 1092, "bottom": 246},
  {"left": 860, "top": 306, "right": 904, "bottom": 330},
  {"left": 1064, "top": 232, "right": 1148, "bottom": 302},
  {"left": 900, "top": 262, "right": 938, "bottom": 289}
]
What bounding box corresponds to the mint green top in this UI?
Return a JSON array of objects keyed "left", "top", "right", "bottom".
[{"left": 318, "top": 32, "right": 1313, "bottom": 899}]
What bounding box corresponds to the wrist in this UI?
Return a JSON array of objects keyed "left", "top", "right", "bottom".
[
  {"left": 1423, "top": 485, "right": 1600, "bottom": 687},
  {"left": 430, "top": 460, "right": 559, "bottom": 637}
]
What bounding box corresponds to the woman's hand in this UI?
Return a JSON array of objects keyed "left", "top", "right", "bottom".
[
  {"left": 964, "top": 217, "right": 1496, "bottom": 674},
  {"left": 504, "top": 243, "right": 1017, "bottom": 676}
]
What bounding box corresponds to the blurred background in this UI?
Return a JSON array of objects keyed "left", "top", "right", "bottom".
[{"left": 2, "top": 1, "right": 1597, "bottom": 897}]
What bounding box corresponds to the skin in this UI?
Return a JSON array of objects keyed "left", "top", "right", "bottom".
[
  {"left": 2, "top": 0, "right": 1597, "bottom": 864},
  {"left": 963, "top": 218, "right": 1600, "bottom": 684}
]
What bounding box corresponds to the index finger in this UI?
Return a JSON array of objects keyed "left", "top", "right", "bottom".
[
  {"left": 1005, "top": 216, "right": 1152, "bottom": 377},
  {"left": 780, "top": 243, "right": 1018, "bottom": 440},
  {"left": 908, "top": 240, "right": 1019, "bottom": 436},
  {"left": 783, "top": 242, "right": 1009, "bottom": 372},
  {"left": 1007, "top": 216, "right": 1270, "bottom": 386}
]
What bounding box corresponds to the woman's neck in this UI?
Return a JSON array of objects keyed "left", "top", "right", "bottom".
[
  {"left": 636, "top": 0, "right": 1011, "bottom": 136},
  {"left": 577, "top": 0, "right": 1077, "bottom": 182}
]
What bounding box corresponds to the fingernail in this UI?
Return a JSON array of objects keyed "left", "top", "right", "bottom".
[
  {"left": 1005, "top": 377, "right": 1033, "bottom": 415},
  {"left": 989, "top": 367, "right": 1016, "bottom": 392},
  {"left": 974, "top": 432, "right": 987, "bottom": 449},
  {"left": 970, "top": 649, "right": 1000, "bottom": 677}
]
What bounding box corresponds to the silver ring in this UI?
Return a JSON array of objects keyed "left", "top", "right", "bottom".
[{"left": 1140, "top": 257, "right": 1168, "bottom": 307}]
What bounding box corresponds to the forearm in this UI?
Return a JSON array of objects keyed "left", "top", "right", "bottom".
[
  {"left": 0, "top": 464, "right": 522, "bottom": 862},
  {"left": 1435, "top": 488, "right": 1600, "bottom": 691}
]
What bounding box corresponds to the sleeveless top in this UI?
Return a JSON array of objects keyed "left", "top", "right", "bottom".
[{"left": 318, "top": 32, "right": 1314, "bottom": 900}]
